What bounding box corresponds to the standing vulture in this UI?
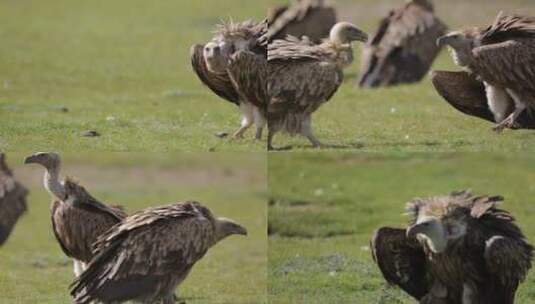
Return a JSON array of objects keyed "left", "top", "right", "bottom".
[
  {"left": 191, "top": 20, "right": 268, "bottom": 140},
  {"left": 0, "top": 153, "right": 29, "bottom": 246},
  {"left": 267, "top": 22, "right": 368, "bottom": 149},
  {"left": 24, "top": 152, "right": 126, "bottom": 277},
  {"left": 358, "top": 0, "right": 447, "bottom": 88},
  {"left": 267, "top": 0, "right": 337, "bottom": 43},
  {"left": 70, "top": 201, "right": 247, "bottom": 304},
  {"left": 372, "top": 190, "right": 533, "bottom": 304},
  {"left": 431, "top": 70, "right": 535, "bottom": 129},
  {"left": 437, "top": 13, "right": 535, "bottom": 132}
]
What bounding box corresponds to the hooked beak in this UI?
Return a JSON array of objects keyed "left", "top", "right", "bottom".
[
  {"left": 350, "top": 28, "right": 368, "bottom": 43},
  {"left": 406, "top": 223, "right": 422, "bottom": 239},
  {"left": 234, "top": 224, "right": 248, "bottom": 236},
  {"left": 436, "top": 35, "right": 451, "bottom": 47},
  {"left": 23, "top": 155, "right": 38, "bottom": 165}
]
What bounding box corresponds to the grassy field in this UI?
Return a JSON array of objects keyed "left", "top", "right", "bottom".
[
  {"left": 0, "top": 152, "right": 267, "bottom": 304},
  {"left": 0, "top": 0, "right": 271, "bottom": 152},
  {"left": 268, "top": 153, "right": 535, "bottom": 303},
  {"left": 3, "top": 0, "right": 535, "bottom": 151}
]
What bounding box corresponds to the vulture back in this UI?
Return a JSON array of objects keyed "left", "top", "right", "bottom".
[
  {"left": 359, "top": 0, "right": 447, "bottom": 87},
  {"left": 0, "top": 155, "right": 29, "bottom": 246}
]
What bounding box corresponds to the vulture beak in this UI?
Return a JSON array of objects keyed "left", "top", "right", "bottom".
[
  {"left": 23, "top": 154, "right": 39, "bottom": 165},
  {"left": 436, "top": 35, "right": 452, "bottom": 47},
  {"left": 234, "top": 224, "right": 248, "bottom": 236},
  {"left": 406, "top": 223, "right": 422, "bottom": 239},
  {"left": 350, "top": 28, "right": 368, "bottom": 43}
]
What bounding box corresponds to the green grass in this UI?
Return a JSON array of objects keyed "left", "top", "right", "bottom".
[
  {"left": 0, "top": 152, "right": 267, "bottom": 304},
  {"left": 0, "top": 0, "right": 274, "bottom": 152},
  {"left": 268, "top": 153, "right": 535, "bottom": 303}
]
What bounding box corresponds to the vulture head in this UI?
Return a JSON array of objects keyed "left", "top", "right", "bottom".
[
  {"left": 437, "top": 29, "right": 480, "bottom": 67},
  {"left": 24, "top": 152, "right": 61, "bottom": 170},
  {"left": 214, "top": 217, "right": 247, "bottom": 242},
  {"left": 329, "top": 22, "right": 368, "bottom": 46},
  {"left": 405, "top": 195, "right": 473, "bottom": 254},
  {"left": 203, "top": 20, "right": 264, "bottom": 74}
]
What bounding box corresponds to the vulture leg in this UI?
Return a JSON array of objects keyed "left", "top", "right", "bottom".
[
  {"left": 73, "top": 259, "right": 83, "bottom": 277},
  {"left": 493, "top": 99, "right": 526, "bottom": 132},
  {"left": 253, "top": 107, "right": 266, "bottom": 140},
  {"left": 484, "top": 83, "right": 513, "bottom": 123},
  {"left": 301, "top": 116, "right": 323, "bottom": 148},
  {"left": 267, "top": 130, "right": 275, "bottom": 151},
  {"left": 232, "top": 103, "right": 254, "bottom": 139}
]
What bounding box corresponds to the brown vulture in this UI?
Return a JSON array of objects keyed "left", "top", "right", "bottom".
[
  {"left": 70, "top": 201, "right": 247, "bottom": 304},
  {"left": 266, "top": 0, "right": 337, "bottom": 43},
  {"left": 0, "top": 153, "right": 29, "bottom": 246},
  {"left": 372, "top": 190, "right": 533, "bottom": 304},
  {"left": 24, "top": 152, "right": 126, "bottom": 277},
  {"left": 358, "top": 0, "right": 447, "bottom": 88},
  {"left": 267, "top": 22, "right": 368, "bottom": 149},
  {"left": 437, "top": 12, "right": 535, "bottom": 132},
  {"left": 191, "top": 20, "right": 267, "bottom": 140}
]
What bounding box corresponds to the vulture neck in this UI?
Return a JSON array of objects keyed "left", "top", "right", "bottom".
[{"left": 44, "top": 165, "right": 66, "bottom": 201}]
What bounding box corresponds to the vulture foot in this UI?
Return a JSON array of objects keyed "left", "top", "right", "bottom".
[{"left": 492, "top": 110, "right": 523, "bottom": 133}]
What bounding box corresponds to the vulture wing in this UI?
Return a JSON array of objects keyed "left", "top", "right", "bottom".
[
  {"left": 471, "top": 38, "right": 535, "bottom": 95},
  {"left": 371, "top": 227, "right": 429, "bottom": 300},
  {"left": 71, "top": 202, "right": 215, "bottom": 304},
  {"left": 268, "top": 37, "right": 343, "bottom": 120},
  {"left": 226, "top": 50, "right": 268, "bottom": 110},
  {"left": 0, "top": 158, "right": 28, "bottom": 246},
  {"left": 359, "top": 2, "right": 447, "bottom": 87},
  {"left": 190, "top": 44, "right": 240, "bottom": 105},
  {"left": 431, "top": 70, "right": 535, "bottom": 128},
  {"left": 50, "top": 179, "right": 126, "bottom": 262},
  {"left": 266, "top": 0, "right": 336, "bottom": 43},
  {"left": 431, "top": 70, "right": 495, "bottom": 122},
  {"left": 484, "top": 236, "right": 533, "bottom": 304}
]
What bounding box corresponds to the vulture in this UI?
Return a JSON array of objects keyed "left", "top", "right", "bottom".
[
  {"left": 191, "top": 20, "right": 268, "bottom": 140},
  {"left": 358, "top": 0, "right": 447, "bottom": 88},
  {"left": 70, "top": 201, "right": 247, "bottom": 304},
  {"left": 0, "top": 153, "right": 29, "bottom": 246},
  {"left": 267, "top": 22, "right": 368, "bottom": 149},
  {"left": 266, "top": 0, "right": 337, "bottom": 43},
  {"left": 24, "top": 152, "right": 126, "bottom": 277},
  {"left": 372, "top": 190, "right": 533, "bottom": 304},
  {"left": 437, "top": 13, "right": 535, "bottom": 132}
]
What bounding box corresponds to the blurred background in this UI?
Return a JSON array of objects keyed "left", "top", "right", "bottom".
[
  {"left": 0, "top": 152, "right": 267, "bottom": 303},
  {"left": 268, "top": 152, "right": 535, "bottom": 303}
]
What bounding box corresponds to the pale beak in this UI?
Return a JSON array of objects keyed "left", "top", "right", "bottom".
[
  {"left": 350, "top": 28, "right": 368, "bottom": 43},
  {"left": 23, "top": 155, "right": 38, "bottom": 165},
  {"left": 406, "top": 223, "right": 421, "bottom": 239},
  {"left": 436, "top": 35, "right": 451, "bottom": 47}
]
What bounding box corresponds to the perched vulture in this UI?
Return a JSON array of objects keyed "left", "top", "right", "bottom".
[
  {"left": 0, "top": 153, "right": 29, "bottom": 246},
  {"left": 70, "top": 201, "right": 247, "bottom": 304},
  {"left": 266, "top": 0, "right": 337, "bottom": 43},
  {"left": 431, "top": 70, "right": 535, "bottom": 129},
  {"left": 24, "top": 152, "right": 126, "bottom": 276},
  {"left": 437, "top": 12, "right": 535, "bottom": 132},
  {"left": 372, "top": 190, "right": 533, "bottom": 304},
  {"left": 191, "top": 20, "right": 268, "bottom": 140},
  {"left": 358, "top": 0, "right": 447, "bottom": 88},
  {"left": 267, "top": 22, "right": 368, "bottom": 149}
]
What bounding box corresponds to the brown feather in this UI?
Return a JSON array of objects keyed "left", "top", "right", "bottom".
[{"left": 0, "top": 154, "right": 28, "bottom": 246}]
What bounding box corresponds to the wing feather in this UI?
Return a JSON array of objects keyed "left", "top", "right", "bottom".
[
  {"left": 371, "top": 227, "right": 429, "bottom": 300},
  {"left": 0, "top": 159, "right": 28, "bottom": 245},
  {"left": 472, "top": 38, "right": 535, "bottom": 94},
  {"left": 359, "top": 2, "right": 447, "bottom": 87},
  {"left": 226, "top": 51, "right": 267, "bottom": 109},
  {"left": 190, "top": 44, "right": 240, "bottom": 105}
]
